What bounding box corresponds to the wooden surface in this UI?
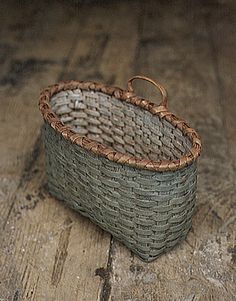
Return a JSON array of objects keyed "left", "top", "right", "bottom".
[{"left": 0, "top": 0, "right": 235, "bottom": 300}]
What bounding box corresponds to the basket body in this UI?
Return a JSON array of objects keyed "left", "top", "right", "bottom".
[
  {"left": 44, "top": 124, "right": 197, "bottom": 262},
  {"left": 40, "top": 79, "right": 201, "bottom": 262}
]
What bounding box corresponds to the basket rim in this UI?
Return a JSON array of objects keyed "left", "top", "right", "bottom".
[{"left": 39, "top": 80, "right": 202, "bottom": 172}]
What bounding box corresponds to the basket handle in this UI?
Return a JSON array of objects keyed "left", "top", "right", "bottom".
[{"left": 127, "top": 75, "right": 168, "bottom": 108}]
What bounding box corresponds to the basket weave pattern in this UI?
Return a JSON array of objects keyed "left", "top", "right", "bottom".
[{"left": 39, "top": 76, "right": 201, "bottom": 262}]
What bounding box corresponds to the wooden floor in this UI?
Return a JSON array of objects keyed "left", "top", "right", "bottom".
[{"left": 0, "top": 0, "right": 236, "bottom": 300}]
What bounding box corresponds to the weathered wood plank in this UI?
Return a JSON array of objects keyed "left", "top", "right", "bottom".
[
  {"left": 109, "top": 2, "right": 236, "bottom": 301},
  {"left": 0, "top": 2, "right": 113, "bottom": 300},
  {"left": 0, "top": 148, "right": 109, "bottom": 300},
  {"left": 204, "top": 1, "right": 236, "bottom": 172},
  {"left": 62, "top": 1, "right": 139, "bottom": 86}
]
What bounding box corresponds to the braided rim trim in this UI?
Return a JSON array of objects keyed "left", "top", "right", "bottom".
[{"left": 39, "top": 80, "right": 202, "bottom": 172}]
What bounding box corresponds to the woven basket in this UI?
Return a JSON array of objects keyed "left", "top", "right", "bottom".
[{"left": 39, "top": 75, "right": 201, "bottom": 262}]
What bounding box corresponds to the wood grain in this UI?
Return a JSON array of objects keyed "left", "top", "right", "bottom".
[{"left": 0, "top": 1, "right": 235, "bottom": 300}]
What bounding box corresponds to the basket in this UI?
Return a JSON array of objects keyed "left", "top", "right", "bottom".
[{"left": 39, "top": 75, "right": 201, "bottom": 262}]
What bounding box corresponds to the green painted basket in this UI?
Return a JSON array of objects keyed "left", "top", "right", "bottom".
[{"left": 39, "top": 75, "right": 201, "bottom": 262}]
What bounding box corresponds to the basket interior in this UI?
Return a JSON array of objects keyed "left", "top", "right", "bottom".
[{"left": 50, "top": 89, "right": 192, "bottom": 161}]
